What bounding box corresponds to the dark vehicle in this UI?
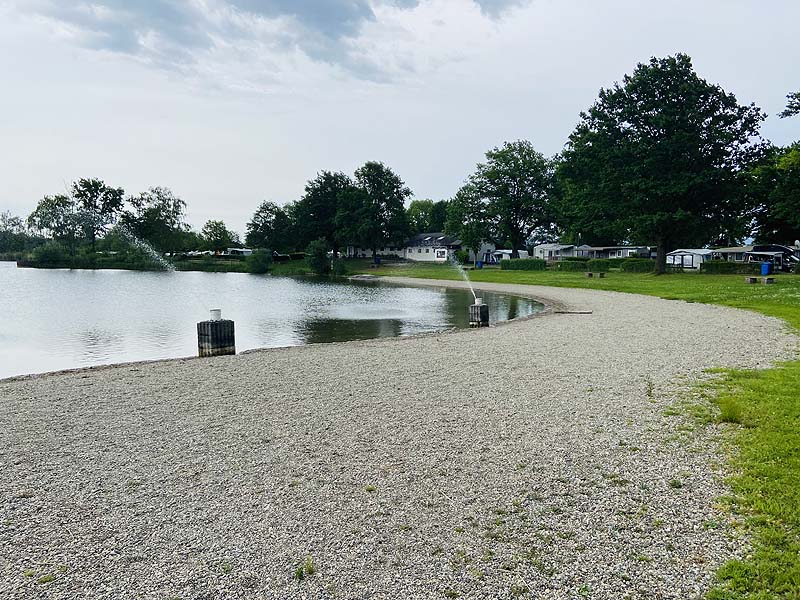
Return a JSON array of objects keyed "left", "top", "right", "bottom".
[{"left": 748, "top": 245, "right": 800, "bottom": 273}]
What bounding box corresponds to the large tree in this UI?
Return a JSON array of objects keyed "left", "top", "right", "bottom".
[
  {"left": 293, "top": 171, "right": 353, "bottom": 254},
  {"left": 71, "top": 178, "right": 125, "bottom": 250},
  {"left": 749, "top": 143, "right": 800, "bottom": 243},
  {"left": 445, "top": 184, "right": 488, "bottom": 265},
  {"left": 559, "top": 54, "right": 765, "bottom": 273},
  {"left": 200, "top": 220, "right": 240, "bottom": 251},
  {"left": 120, "top": 187, "right": 188, "bottom": 252},
  {"left": 245, "top": 201, "right": 294, "bottom": 252},
  {"left": 337, "top": 161, "right": 411, "bottom": 259},
  {"left": 27, "top": 194, "right": 85, "bottom": 253},
  {"left": 469, "top": 140, "right": 554, "bottom": 257}
]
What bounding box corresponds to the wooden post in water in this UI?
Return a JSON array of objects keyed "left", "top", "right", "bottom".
[
  {"left": 197, "top": 309, "right": 236, "bottom": 357},
  {"left": 469, "top": 298, "right": 489, "bottom": 328}
]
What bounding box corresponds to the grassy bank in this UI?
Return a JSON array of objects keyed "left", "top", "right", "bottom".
[{"left": 358, "top": 261, "right": 800, "bottom": 599}]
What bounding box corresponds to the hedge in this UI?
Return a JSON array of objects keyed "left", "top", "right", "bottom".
[
  {"left": 554, "top": 260, "right": 587, "bottom": 271},
  {"left": 700, "top": 260, "right": 761, "bottom": 275},
  {"left": 587, "top": 259, "right": 611, "bottom": 272},
  {"left": 563, "top": 256, "right": 591, "bottom": 262},
  {"left": 500, "top": 258, "right": 547, "bottom": 271},
  {"left": 607, "top": 258, "right": 628, "bottom": 268},
  {"left": 795, "top": 262, "right": 800, "bottom": 275},
  {"left": 621, "top": 258, "right": 656, "bottom": 272}
]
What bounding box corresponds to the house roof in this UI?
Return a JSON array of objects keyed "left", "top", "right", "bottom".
[
  {"left": 714, "top": 246, "right": 753, "bottom": 253},
  {"left": 667, "top": 249, "right": 713, "bottom": 256},
  {"left": 405, "top": 232, "right": 460, "bottom": 247},
  {"left": 578, "top": 245, "right": 650, "bottom": 250},
  {"left": 534, "top": 243, "right": 575, "bottom": 250}
]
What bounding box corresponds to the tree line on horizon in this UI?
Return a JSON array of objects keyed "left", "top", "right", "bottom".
[{"left": 2, "top": 54, "right": 798, "bottom": 273}]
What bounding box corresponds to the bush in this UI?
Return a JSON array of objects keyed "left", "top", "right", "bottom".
[
  {"left": 246, "top": 249, "right": 272, "bottom": 274},
  {"left": 563, "top": 256, "right": 591, "bottom": 262},
  {"left": 455, "top": 250, "right": 470, "bottom": 264},
  {"left": 795, "top": 262, "right": 800, "bottom": 275},
  {"left": 587, "top": 259, "right": 611, "bottom": 272},
  {"left": 621, "top": 258, "right": 656, "bottom": 272},
  {"left": 500, "top": 258, "right": 547, "bottom": 271},
  {"left": 332, "top": 259, "right": 347, "bottom": 276},
  {"left": 32, "top": 241, "right": 68, "bottom": 265},
  {"left": 306, "top": 238, "right": 331, "bottom": 275},
  {"left": 607, "top": 258, "right": 628, "bottom": 268},
  {"left": 700, "top": 260, "right": 760, "bottom": 275},
  {"left": 554, "top": 260, "right": 587, "bottom": 271}
]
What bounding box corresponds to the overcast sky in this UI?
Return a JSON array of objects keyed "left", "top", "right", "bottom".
[{"left": 2, "top": 0, "right": 799, "bottom": 234}]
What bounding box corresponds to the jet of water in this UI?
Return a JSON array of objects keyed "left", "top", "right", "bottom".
[
  {"left": 448, "top": 252, "right": 477, "bottom": 301},
  {"left": 113, "top": 224, "right": 176, "bottom": 272}
]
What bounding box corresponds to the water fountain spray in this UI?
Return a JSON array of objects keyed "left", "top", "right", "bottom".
[{"left": 448, "top": 252, "right": 488, "bottom": 327}]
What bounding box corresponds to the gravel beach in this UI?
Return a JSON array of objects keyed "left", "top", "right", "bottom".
[{"left": 1, "top": 279, "right": 796, "bottom": 600}]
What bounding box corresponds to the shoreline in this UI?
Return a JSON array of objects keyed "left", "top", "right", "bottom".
[
  {"left": 0, "top": 277, "right": 559, "bottom": 384},
  {"left": 1, "top": 281, "right": 796, "bottom": 598}
]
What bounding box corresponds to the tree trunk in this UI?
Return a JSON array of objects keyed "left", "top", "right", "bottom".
[{"left": 655, "top": 238, "right": 667, "bottom": 274}]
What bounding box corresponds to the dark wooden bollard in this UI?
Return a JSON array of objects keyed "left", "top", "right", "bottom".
[
  {"left": 469, "top": 299, "right": 489, "bottom": 328},
  {"left": 197, "top": 310, "right": 235, "bottom": 357}
]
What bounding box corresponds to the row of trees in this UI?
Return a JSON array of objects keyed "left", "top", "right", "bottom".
[
  {"left": 9, "top": 180, "right": 242, "bottom": 255},
  {"left": 4, "top": 54, "right": 798, "bottom": 274}
]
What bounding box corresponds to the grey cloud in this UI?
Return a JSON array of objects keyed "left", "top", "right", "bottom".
[{"left": 21, "top": 1, "right": 528, "bottom": 78}]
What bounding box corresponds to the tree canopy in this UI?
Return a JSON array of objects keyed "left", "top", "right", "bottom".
[
  {"left": 336, "top": 161, "right": 411, "bottom": 256},
  {"left": 779, "top": 91, "right": 800, "bottom": 119},
  {"left": 750, "top": 143, "right": 800, "bottom": 243},
  {"left": 245, "top": 201, "right": 293, "bottom": 252},
  {"left": 120, "top": 187, "right": 188, "bottom": 252},
  {"left": 468, "top": 140, "right": 554, "bottom": 257},
  {"left": 558, "top": 53, "right": 766, "bottom": 272},
  {"left": 293, "top": 171, "right": 353, "bottom": 254},
  {"left": 200, "top": 219, "right": 240, "bottom": 251}
]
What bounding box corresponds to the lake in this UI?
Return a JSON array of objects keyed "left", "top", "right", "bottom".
[{"left": 0, "top": 262, "right": 541, "bottom": 379}]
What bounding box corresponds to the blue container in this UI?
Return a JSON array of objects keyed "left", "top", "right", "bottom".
[
  {"left": 476, "top": 261, "right": 483, "bottom": 269},
  {"left": 761, "top": 262, "right": 772, "bottom": 276},
  {"left": 375, "top": 256, "right": 381, "bottom": 265}
]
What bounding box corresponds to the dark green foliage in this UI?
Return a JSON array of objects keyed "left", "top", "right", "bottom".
[
  {"left": 0, "top": 211, "right": 45, "bottom": 254},
  {"left": 749, "top": 143, "right": 800, "bottom": 244},
  {"left": 558, "top": 53, "right": 766, "bottom": 272},
  {"left": 469, "top": 140, "right": 555, "bottom": 257},
  {"left": 336, "top": 162, "right": 410, "bottom": 257},
  {"left": 500, "top": 258, "right": 547, "bottom": 271},
  {"left": 119, "top": 187, "right": 188, "bottom": 253},
  {"left": 554, "top": 260, "right": 587, "bottom": 271},
  {"left": 71, "top": 178, "right": 125, "bottom": 249},
  {"left": 454, "top": 250, "right": 470, "bottom": 264},
  {"left": 795, "top": 262, "right": 800, "bottom": 275},
  {"left": 446, "top": 184, "right": 487, "bottom": 263},
  {"left": 246, "top": 249, "right": 272, "bottom": 274},
  {"left": 621, "top": 258, "right": 656, "bottom": 272},
  {"left": 245, "top": 201, "right": 294, "bottom": 253},
  {"left": 306, "top": 238, "right": 331, "bottom": 275},
  {"left": 407, "top": 199, "right": 449, "bottom": 235},
  {"left": 700, "top": 260, "right": 761, "bottom": 274},
  {"left": 606, "top": 258, "right": 629, "bottom": 268},
  {"left": 779, "top": 91, "right": 800, "bottom": 118},
  {"left": 294, "top": 171, "right": 354, "bottom": 253},
  {"left": 200, "top": 220, "right": 240, "bottom": 251},
  {"left": 587, "top": 259, "right": 611, "bottom": 272},
  {"left": 32, "top": 241, "right": 68, "bottom": 265},
  {"left": 563, "top": 256, "right": 590, "bottom": 262},
  {"left": 331, "top": 259, "right": 347, "bottom": 277}
]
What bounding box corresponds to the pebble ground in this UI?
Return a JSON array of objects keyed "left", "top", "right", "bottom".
[{"left": 1, "top": 280, "right": 796, "bottom": 599}]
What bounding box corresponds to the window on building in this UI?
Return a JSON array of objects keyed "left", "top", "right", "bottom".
[
  {"left": 417, "top": 248, "right": 422, "bottom": 253},
  {"left": 425, "top": 248, "right": 429, "bottom": 253}
]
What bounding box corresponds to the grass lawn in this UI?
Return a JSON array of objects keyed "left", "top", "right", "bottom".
[{"left": 352, "top": 260, "right": 800, "bottom": 599}]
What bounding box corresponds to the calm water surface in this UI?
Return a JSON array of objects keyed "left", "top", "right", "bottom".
[{"left": 0, "top": 262, "right": 541, "bottom": 379}]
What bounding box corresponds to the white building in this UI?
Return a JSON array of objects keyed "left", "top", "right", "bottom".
[
  {"left": 348, "top": 233, "right": 496, "bottom": 263},
  {"left": 576, "top": 245, "right": 652, "bottom": 259},
  {"left": 666, "top": 249, "right": 712, "bottom": 270},
  {"left": 532, "top": 243, "right": 576, "bottom": 261}
]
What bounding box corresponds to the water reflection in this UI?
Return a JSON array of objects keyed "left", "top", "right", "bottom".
[{"left": 0, "top": 262, "right": 542, "bottom": 379}]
